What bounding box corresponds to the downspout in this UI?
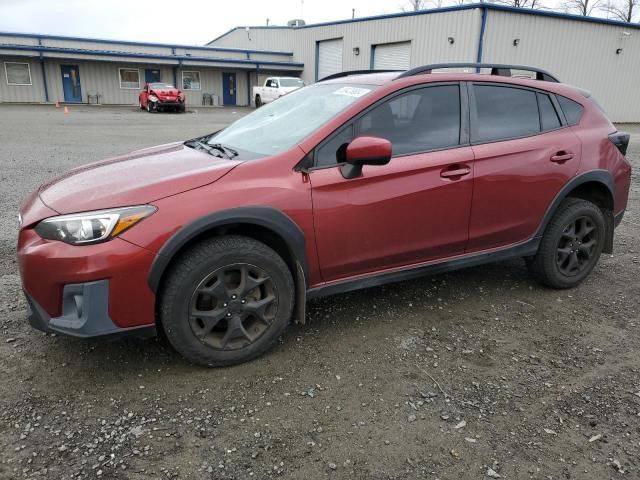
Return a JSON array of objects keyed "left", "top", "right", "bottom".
[
  {"left": 476, "top": 5, "right": 488, "bottom": 72},
  {"left": 37, "top": 37, "right": 49, "bottom": 102}
]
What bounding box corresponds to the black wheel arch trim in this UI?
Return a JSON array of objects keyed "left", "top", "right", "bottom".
[
  {"left": 537, "top": 170, "right": 614, "bottom": 235},
  {"left": 147, "top": 206, "right": 309, "bottom": 294},
  {"left": 534, "top": 169, "right": 615, "bottom": 253}
]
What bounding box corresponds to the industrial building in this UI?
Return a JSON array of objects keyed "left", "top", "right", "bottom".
[
  {"left": 1, "top": 3, "right": 639, "bottom": 121},
  {"left": 0, "top": 33, "right": 302, "bottom": 107},
  {"left": 209, "top": 4, "right": 640, "bottom": 122}
]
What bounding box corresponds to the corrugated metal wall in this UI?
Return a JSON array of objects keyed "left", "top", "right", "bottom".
[
  {"left": 0, "top": 56, "right": 46, "bottom": 103},
  {"left": 292, "top": 9, "right": 481, "bottom": 84},
  {"left": 482, "top": 10, "right": 640, "bottom": 122},
  {"left": 209, "top": 7, "right": 640, "bottom": 121}
]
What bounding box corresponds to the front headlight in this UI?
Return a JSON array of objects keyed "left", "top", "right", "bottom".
[
  {"left": 35, "top": 205, "right": 156, "bottom": 245},
  {"left": 148, "top": 95, "right": 158, "bottom": 102}
]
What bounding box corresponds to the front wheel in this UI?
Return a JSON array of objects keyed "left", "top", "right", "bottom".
[
  {"left": 146, "top": 101, "right": 155, "bottom": 113},
  {"left": 160, "top": 236, "right": 294, "bottom": 366},
  {"left": 527, "top": 198, "right": 605, "bottom": 289}
]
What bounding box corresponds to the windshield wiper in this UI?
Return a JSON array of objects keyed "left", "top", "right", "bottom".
[
  {"left": 184, "top": 139, "right": 227, "bottom": 159},
  {"left": 185, "top": 138, "right": 238, "bottom": 160},
  {"left": 208, "top": 143, "right": 238, "bottom": 159}
]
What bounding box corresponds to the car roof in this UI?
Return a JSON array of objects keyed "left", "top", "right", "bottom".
[{"left": 320, "top": 70, "right": 584, "bottom": 102}]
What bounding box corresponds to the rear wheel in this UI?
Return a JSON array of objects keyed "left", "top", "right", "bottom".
[
  {"left": 527, "top": 198, "right": 605, "bottom": 289},
  {"left": 255, "top": 95, "right": 262, "bottom": 108},
  {"left": 160, "top": 236, "right": 294, "bottom": 366}
]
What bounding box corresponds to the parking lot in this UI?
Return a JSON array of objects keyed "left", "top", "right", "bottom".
[{"left": 0, "top": 104, "right": 639, "bottom": 479}]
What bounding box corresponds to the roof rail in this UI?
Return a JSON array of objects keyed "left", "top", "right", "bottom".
[
  {"left": 319, "top": 69, "right": 403, "bottom": 82},
  {"left": 395, "top": 63, "right": 560, "bottom": 82}
]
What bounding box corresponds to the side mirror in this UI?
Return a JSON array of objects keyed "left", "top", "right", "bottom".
[{"left": 341, "top": 136, "right": 392, "bottom": 179}]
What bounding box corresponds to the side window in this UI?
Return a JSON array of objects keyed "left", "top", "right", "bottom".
[
  {"left": 316, "top": 125, "right": 353, "bottom": 167},
  {"left": 537, "top": 93, "right": 561, "bottom": 131},
  {"left": 472, "top": 85, "right": 540, "bottom": 143},
  {"left": 266, "top": 79, "right": 275, "bottom": 87},
  {"left": 355, "top": 85, "right": 461, "bottom": 156},
  {"left": 557, "top": 95, "right": 584, "bottom": 126}
]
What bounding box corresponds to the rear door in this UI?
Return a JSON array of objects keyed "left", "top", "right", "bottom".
[
  {"left": 466, "top": 83, "right": 581, "bottom": 252},
  {"left": 310, "top": 83, "right": 475, "bottom": 282}
]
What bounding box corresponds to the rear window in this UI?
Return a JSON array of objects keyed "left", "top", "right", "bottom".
[
  {"left": 473, "top": 85, "right": 540, "bottom": 142},
  {"left": 557, "top": 96, "right": 584, "bottom": 126}
]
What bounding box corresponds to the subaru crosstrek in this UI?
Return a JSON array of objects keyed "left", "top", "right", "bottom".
[{"left": 17, "top": 63, "right": 632, "bottom": 366}]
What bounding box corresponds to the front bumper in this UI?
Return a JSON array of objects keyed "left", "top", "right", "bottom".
[
  {"left": 18, "top": 226, "right": 158, "bottom": 335},
  {"left": 25, "top": 280, "right": 155, "bottom": 338},
  {"left": 156, "top": 100, "right": 183, "bottom": 108}
]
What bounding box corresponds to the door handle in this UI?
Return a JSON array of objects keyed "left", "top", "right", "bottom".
[
  {"left": 550, "top": 152, "right": 574, "bottom": 163},
  {"left": 440, "top": 166, "right": 471, "bottom": 178}
]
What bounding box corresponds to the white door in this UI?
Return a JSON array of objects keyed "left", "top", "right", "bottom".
[
  {"left": 373, "top": 42, "right": 411, "bottom": 70},
  {"left": 317, "top": 38, "right": 343, "bottom": 80}
]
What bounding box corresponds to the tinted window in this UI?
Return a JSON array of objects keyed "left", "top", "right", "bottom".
[
  {"left": 557, "top": 96, "right": 584, "bottom": 126},
  {"left": 316, "top": 125, "right": 353, "bottom": 167},
  {"left": 538, "top": 93, "right": 561, "bottom": 131},
  {"left": 355, "top": 85, "right": 461, "bottom": 156},
  {"left": 473, "top": 85, "right": 540, "bottom": 142}
]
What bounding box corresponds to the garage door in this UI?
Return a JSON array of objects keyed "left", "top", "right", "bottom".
[
  {"left": 317, "top": 38, "right": 343, "bottom": 80},
  {"left": 373, "top": 42, "right": 411, "bottom": 70}
]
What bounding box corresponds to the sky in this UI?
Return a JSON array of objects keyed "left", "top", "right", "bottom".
[{"left": 0, "top": 0, "right": 415, "bottom": 45}]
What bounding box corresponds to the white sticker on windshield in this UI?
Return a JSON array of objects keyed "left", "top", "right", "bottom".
[{"left": 333, "top": 87, "right": 371, "bottom": 98}]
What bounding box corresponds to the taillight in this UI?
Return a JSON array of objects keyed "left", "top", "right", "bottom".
[{"left": 609, "top": 131, "right": 630, "bottom": 156}]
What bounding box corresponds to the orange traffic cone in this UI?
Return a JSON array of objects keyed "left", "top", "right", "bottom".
[
  {"left": 55, "top": 101, "right": 60, "bottom": 108},
  {"left": 63, "top": 106, "right": 69, "bottom": 114}
]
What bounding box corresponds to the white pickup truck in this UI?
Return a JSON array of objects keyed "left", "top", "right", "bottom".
[{"left": 253, "top": 77, "right": 304, "bottom": 107}]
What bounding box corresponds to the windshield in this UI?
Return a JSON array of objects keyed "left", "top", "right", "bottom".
[
  {"left": 209, "top": 83, "right": 372, "bottom": 156},
  {"left": 150, "top": 83, "right": 174, "bottom": 89},
  {"left": 279, "top": 78, "right": 304, "bottom": 87}
]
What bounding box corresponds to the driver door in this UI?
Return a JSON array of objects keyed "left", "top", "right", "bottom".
[{"left": 309, "top": 83, "right": 475, "bottom": 282}]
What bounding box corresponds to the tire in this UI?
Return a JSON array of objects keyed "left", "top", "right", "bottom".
[
  {"left": 160, "top": 235, "right": 294, "bottom": 366},
  {"left": 147, "top": 101, "right": 154, "bottom": 113},
  {"left": 255, "top": 95, "right": 262, "bottom": 108},
  {"left": 178, "top": 104, "right": 186, "bottom": 113},
  {"left": 527, "top": 198, "right": 605, "bottom": 289}
]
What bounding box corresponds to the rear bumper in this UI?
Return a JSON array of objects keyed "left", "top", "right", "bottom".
[{"left": 25, "top": 280, "right": 155, "bottom": 338}]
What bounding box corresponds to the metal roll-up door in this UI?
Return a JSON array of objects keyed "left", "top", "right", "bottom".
[
  {"left": 317, "top": 38, "right": 343, "bottom": 80},
  {"left": 373, "top": 42, "right": 411, "bottom": 70}
]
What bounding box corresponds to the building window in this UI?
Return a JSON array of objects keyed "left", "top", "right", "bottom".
[
  {"left": 5, "top": 62, "right": 32, "bottom": 86},
  {"left": 119, "top": 68, "right": 140, "bottom": 89},
  {"left": 182, "top": 71, "right": 201, "bottom": 90}
]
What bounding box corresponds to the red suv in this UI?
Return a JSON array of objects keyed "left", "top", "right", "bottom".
[{"left": 18, "top": 63, "right": 631, "bottom": 366}]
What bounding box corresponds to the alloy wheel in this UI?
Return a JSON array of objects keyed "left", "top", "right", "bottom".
[
  {"left": 556, "top": 215, "right": 598, "bottom": 277},
  {"left": 188, "top": 263, "right": 278, "bottom": 350}
]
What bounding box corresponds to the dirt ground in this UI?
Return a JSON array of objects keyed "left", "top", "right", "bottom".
[{"left": 0, "top": 105, "right": 638, "bottom": 480}]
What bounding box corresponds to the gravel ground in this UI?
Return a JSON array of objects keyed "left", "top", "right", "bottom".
[{"left": 0, "top": 104, "right": 639, "bottom": 480}]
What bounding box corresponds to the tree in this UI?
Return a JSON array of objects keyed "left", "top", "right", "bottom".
[
  {"left": 402, "top": 0, "right": 427, "bottom": 11},
  {"left": 488, "top": 0, "right": 544, "bottom": 8},
  {"left": 600, "top": 0, "right": 639, "bottom": 21},
  {"left": 563, "top": 0, "right": 602, "bottom": 15}
]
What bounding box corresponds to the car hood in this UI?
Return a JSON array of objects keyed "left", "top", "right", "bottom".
[
  {"left": 39, "top": 142, "right": 241, "bottom": 214},
  {"left": 152, "top": 89, "right": 180, "bottom": 95}
]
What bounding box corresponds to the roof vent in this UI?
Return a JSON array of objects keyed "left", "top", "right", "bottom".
[{"left": 287, "top": 19, "right": 306, "bottom": 26}]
